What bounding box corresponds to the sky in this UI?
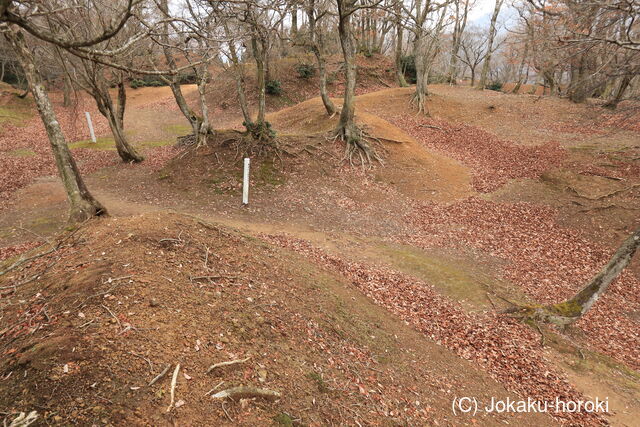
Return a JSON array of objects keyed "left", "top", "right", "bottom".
[{"left": 468, "top": 0, "right": 498, "bottom": 24}]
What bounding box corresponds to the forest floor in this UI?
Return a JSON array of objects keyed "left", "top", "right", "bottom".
[{"left": 0, "top": 68, "right": 639, "bottom": 426}]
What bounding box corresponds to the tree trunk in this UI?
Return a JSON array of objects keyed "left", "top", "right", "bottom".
[
  {"left": 307, "top": 1, "right": 337, "bottom": 115},
  {"left": 511, "top": 41, "right": 529, "bottom": 94},
  {"left": 539, "top": 228, "right": 640, "bottom": 326},
  {"left": 336, "top": 0, "right": 358, "bottom": 141},
  {"left": 195, "top": 67, "right": 211, "bottom": 146},
  {"left": 291, "top": 6, "right": 298, "bottom": 37},
  {"left": 394, "top": 2, "right": 408, "bottom": 87},
  {"left": 62, "top": 72, "right": 73, "bottom": 107},
  {"left": 5, "top": 26, "right": 106, "bottom": 222},
  {"left": 225, "top": 25, "right": 252, "bottom": 125},
  {"left": 603, "top": 75, "right": 632, "bottom": 109},
  {"left": 478, "top": 0, "right": 503, "bottom": 89},
  {"left": 412, "top": 34, "right": 428, "bottom": 113},
  {"left": 92, "top": 81, "right": 143, "bottom": 163},
  {"left": 251, "top": 36, "right": 267, "bottom": 126},
  {"left": 158, "top": 0, "right": 206, "bottom": 139}
]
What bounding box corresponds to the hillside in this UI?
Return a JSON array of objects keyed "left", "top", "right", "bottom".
[
  {"left": 0, "top": 55, "right": 639, "bottom": 426},
  {"left": 0, "top": 213, "right": 555, "bottom": 426}
]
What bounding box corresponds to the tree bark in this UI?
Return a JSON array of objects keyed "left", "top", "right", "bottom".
[
  {"left": 5, "top": 26, "right": 106, "bottom": 222},
  {"left": 335, "top": 0, "right": 358, "bottom": 141},
  {"left": 62, "top": 72, "right": 73, "bottom": 107},
  {"left": 511, "top": 41, "right": 529, "bottom": 94},
  {"left": 307, "top": 0, "right": 337, "bottom": 115},
  {"left": 158, "top": 0, "right": 208, "bottom": 141},
  {"left": 291, "top": 5, "right": 298, "bottom": 37},
  {"left": 412, "top": 34, "right": 428, "bottom": 113},
  {"left": 394, "top": 2, "right": 408, "bottom": 87},
  {"left": 540, "top": 228, "right": 640, "bottom": 326},
  {"left": 225, "top": 25, "right": 252, "bottom": 125},
  {"left": 478, "top": 0, "right": 503, "bottom": 89},
  {"left": 251, "top": 35, "right": 267, "bottom": 126},
  {"left": 91, "top": 75, "right": 143, "bottom": 162},
  {"left": 603, "top": 75, "right": 632, "bottom": 109}
]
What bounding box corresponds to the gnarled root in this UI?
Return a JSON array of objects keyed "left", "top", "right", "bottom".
[
  {"left": 410, "top": 90, "right": 430, "bottom": 115},
  {"left": 332, "top": 123, "right": 384, "bottom": 168}
]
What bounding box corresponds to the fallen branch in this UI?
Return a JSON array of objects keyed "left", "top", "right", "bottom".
[
  {"left": 149, "top": 364, "right": 171, "bottom": 386},
  {"left": 211, "top": 386, "right": 281, "bottom": 401},
  {"left": 6, "top": 411, "right": 38, "bottom": 427},
  {"left": 206, "top": 357, "right": 250, "bottom": 374},
  {"left": 205, "top": 381, "right": 225, "bottom": 396},
  {"left": 101, "top": 304, "right": 121, "bottom": 328},
  {"left": 166, "top": 363, "right": 180, "bottom": 412}
]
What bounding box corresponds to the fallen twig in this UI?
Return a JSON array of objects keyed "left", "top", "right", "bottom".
[
  {"left": 149, "top": 364, "right": 171, "bottom": 386},
  {"left": 100, "top": 304, "right": 121, "bottom": 328},
  {"left": 206, "top": 357, "right": 250, "bottom": 374},
  {"left": 211, "top": 386, "right": 281, "bottom": 401},
  {"left": 166, "top": 363, "right": 180, "bottom": 412},
  {"left": 205, "top": 381, "right": 225, "bottom": 396},
  {"left": 129, "top": 351, "right": 153, "bottom": 372}
]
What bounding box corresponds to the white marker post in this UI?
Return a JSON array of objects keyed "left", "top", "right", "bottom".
[
  {"left": 242, "top": 158, "right": 250, "bottom": 205},
  {"left": 85, "top": 112, "right": 96, "bottom": 143}
]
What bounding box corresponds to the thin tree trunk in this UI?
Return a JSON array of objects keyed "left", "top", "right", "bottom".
[
  {"left": 195, "top": 67, "right": 211, "bottom": 146},
  {"left": 62, "top": 72, "right": 73, "bottom": 107},
  {"left": 317, "top": 53, "right": 336, "bottom": 115},
  {"left": 225, "top": 25, "right": 252, "bottom": 125},
  {"left": 412, "top": 34, "right": 427, "bottom": 113},
  {"left": 540, "top": 228, "right": 640, "bottom": 326},
  {"left": 603, "top": 75, "right": 632, "bottom": 109},
  {"left": 5, "top": 26, "right": 106, "bottom": 222},
  {"left": 291, "top": 5, "right": 298, "bottom": 37},
  {"left": 158, "top": 0, "right": 205, "bottom": 138},
  {"left": 336, "top": 0, "right": 358, "bottom": 140},
  {"left": 251, "top": 36, "right": 267, "bottom": 126},
  {"left": 394, "top": 2, "right": 408, "bottom": 87},
  {"left": 96, "top": 94, "right": 143, "bottom": 163},
  {"left": 307, "top": 1, "right": 337, "bottom": 115},
  {"left": 511, "top": 41, "right": 529, "bottom": 94},
  {"left": 478, "top": 0, "right": 503, "bottom": 89}
]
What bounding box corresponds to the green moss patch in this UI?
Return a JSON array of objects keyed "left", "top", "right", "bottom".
[
  {"left": 6, "top": 148, "right": 37, "bottom": 157},
  {"left": 163, "top": 123, "right": 192, "bottom": 136},
  {"left": 0, "top": 106, "right": 32, "bottom": 127},
  {"left": 69, "top": 137, "right": 116, "bottom": 150}
]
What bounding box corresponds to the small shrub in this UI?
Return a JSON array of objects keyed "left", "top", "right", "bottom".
[
  {"left": 486, "top": 82, "right": 503, "bottom": 91},
  {"left": 295, "top": 63, "right": 315, "bottom": 79},
  {"left": 130, "top": 79, "right": 145, "bottom": 89},
  {"left": 177, "top": 71, "right": 197, "bottom": 84},
  {"left": 265, "top": 80, "right": 282, "bottom": 96}
]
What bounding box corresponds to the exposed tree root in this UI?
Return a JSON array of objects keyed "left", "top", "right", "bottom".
[
  {"left": 331, "top": 123, "right": 385, "bottom": 168},
  {"left": 410, "top": 90, "right": 430, "bottom": 115}
]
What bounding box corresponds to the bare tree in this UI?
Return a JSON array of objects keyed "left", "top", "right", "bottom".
[
  {"left": 458, "top": 27, "right": 487, "bottom": 86},
  {"left": 303, "top": 0, "right": 338, "bottom": 115},
  {"left": 447, "top": 0, "right": 472, "bottom": 84},
  {"left": 3, "top": 24, "right": 106, "bottom": 221},
  {"left": 478, "top": 0, "right": 504, "bottom": 88}
]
